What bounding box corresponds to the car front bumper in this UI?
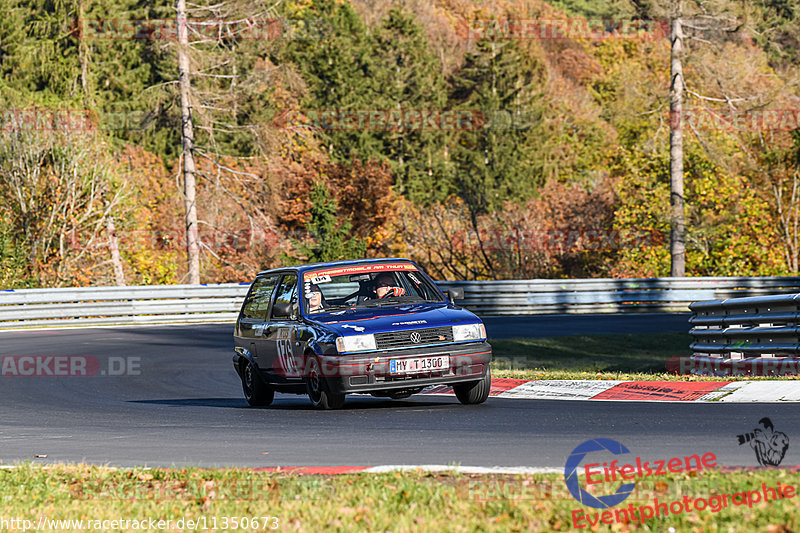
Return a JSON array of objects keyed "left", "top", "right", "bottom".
[{"left": 319, "top": 341, "right": 492, "bottom": 394}]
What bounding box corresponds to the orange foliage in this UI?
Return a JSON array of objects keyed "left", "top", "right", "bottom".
[
  {"left": 275, "top": 155, "right": 397, "bottom": 254},
  {"left": 395, "top": 176, "right": 620, "bottom": 280}
]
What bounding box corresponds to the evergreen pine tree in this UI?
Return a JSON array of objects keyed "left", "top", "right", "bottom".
[
  {"left": 282, "top": 0, "right": 379, "bottom": 160},
  {"left": 296, "top": 182, "right": 366, "bottom": 263},
  {"left": 369, "top": 9, "right": 449, "bottom": 203},
  {"left": 448, "top": 38, "right": 548, "bottom": 216},
  {"left": 283, "top": 4, "right": 451, "bottom": 202}
]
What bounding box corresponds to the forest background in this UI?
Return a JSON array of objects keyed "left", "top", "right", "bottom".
[{"left": 1, "top": 0, "right": 799, "bottom": 287}]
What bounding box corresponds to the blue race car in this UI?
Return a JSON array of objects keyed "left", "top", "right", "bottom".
[{"left": 233, "top": 258, "right": 492, "bottom": 409}]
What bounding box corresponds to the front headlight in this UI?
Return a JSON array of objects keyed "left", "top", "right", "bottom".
[
  {"left": 452, "top": 323, "right": 486, "bottom": 342},
  {"left": 335, "top": 334, "right": 377, "bottom": 353}
]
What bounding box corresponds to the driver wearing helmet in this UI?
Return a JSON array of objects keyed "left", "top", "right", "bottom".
[{"left": 373, "top": 273, "right": 406, "bottom": 299}]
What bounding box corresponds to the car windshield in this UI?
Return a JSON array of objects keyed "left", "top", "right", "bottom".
[{"left": 301, "top": 262, "right": 444, "bottom": 314}]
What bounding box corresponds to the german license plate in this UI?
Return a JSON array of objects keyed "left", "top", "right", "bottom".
[{"left": 389, "top": 355, "right": 450, "bottom": 374}]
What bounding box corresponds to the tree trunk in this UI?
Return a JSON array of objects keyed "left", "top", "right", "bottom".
[
  {"left": 176, "top": 0, "right": 200, "bottom": 284},
  {"left": 106, "top": 217, "right": 126, "bottom": 286},
  {"left": 669, "top": 5, "right": 686, "bottom": 277},
  {"left": 78, "top": 1, "right": 90, "bottom": 97}
]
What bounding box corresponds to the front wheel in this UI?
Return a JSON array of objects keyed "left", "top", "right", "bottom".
[
  {"left": 241, "top": 360, "right": 274, "bottom": 407},
  {"left": 453, "top": 367, "right": 491, "bottom": 405},
  {"left": 305, "top": 357, "right": 346, "bottom": 410}
]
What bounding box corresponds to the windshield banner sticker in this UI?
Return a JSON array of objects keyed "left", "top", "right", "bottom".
[{"left": 304, "top": 262, "right": 417, "bottom": 281}]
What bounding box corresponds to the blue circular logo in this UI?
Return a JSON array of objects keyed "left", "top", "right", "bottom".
[{"left": 564, "top": 438, "right": 636, "bottom": 509}]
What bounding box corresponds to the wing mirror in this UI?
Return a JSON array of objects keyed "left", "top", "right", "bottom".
[{"left": 445, "top": 287, "right": 464, "bottom": 303}]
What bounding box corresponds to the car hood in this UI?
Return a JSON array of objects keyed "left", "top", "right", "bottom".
[{"left": 306, "top": 303, "right": 481, "bottom": 336}]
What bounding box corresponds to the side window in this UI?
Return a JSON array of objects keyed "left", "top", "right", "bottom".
[
  {"left": 403, "top": 271, "right": 441, "bottom": 301},
  {"left": 241, "top": 276, "right": 278, "bottom": 320},
  {"left": 273, "top": 274, "right": 299, "bottom": 319},
  {"left": 403, "top": 274, "right": 425, "bottom": 299}
]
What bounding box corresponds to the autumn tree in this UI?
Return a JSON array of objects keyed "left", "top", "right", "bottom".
[
  {"left": 0, "top": 126, "right": 127, "bottom": 285},
  {"left": 277, "top": 157, "right": 396, "bottom": 257},
  {"left": 621, "top": 0, "right": 759, "bottom": 276},
  {"left": 170, "top": 0, "right": 294, "bottom": 283}
]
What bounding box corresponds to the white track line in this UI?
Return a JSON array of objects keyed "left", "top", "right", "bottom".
[{"left": 362, "top": 465, "right": 563, "bottom": 474}]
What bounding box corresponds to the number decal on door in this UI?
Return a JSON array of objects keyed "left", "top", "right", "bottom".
[{"left": 276, "top": 328, "right": 300, "bottom": 377}]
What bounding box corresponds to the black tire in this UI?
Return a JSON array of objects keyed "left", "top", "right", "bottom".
[
  {"left": 453, "top": 367, "right": 492, "bottom": 405},
  {"left": 305, "top": 357, "right": 346, "bottom": 410},
  {"left": 241, "top": 360, "right": 274, "bottom": 407}
]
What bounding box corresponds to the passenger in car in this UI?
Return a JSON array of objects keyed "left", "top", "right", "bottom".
[{"left": 307, "top": 284, "right": 325, "bottom": 312}]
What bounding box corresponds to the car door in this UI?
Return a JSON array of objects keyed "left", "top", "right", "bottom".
[
  {"left": 236, "top": 275, "right": 279, "bottom": 368},
  {"left": 264, "top": 273, "right": 303, "bottom": 379}
]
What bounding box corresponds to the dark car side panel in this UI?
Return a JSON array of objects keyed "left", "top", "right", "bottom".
[{"left": 233, "top": 260, "right": 492, "bottom": 400}]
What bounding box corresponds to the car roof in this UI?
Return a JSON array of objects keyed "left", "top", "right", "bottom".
[{"left": 255, "top": 258, "right": 418, "bottom": 277}]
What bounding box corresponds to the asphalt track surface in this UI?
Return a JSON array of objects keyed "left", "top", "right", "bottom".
[{"left": 0, "top": 315, "right": 797, "bottom": 469}]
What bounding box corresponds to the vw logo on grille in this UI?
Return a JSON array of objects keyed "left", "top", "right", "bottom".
[{"left": 410, "top": 332, "right": 422, "bottom": 343}]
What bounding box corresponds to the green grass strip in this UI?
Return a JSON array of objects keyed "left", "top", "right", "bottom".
[{"left": 1, "top": 465, "right": 798, "bottom": 531}]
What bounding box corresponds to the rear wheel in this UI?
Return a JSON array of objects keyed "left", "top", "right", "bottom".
[
  {"left": 305, "top": 357, "right": 346, "bottom": 410},
  {"left": 453, "top": 367, "right": 491, "bottom": 405},
  {"left": 241, "top": 360, "right": 274, "bottom": 407}
]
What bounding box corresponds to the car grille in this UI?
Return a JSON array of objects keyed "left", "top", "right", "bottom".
[{"left": 375, "top": 327, "right": 454, "bottom": 350}]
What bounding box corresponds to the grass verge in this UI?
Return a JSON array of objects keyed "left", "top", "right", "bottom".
[
  {"left": 1, "top": 465, "right": 798, "bottom": 532},
  {"left": 488, "top": 333, "right": 800, "bottom": 381}
]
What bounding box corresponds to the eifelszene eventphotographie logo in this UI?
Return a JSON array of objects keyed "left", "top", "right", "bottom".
[
  {"left": 564, "top": 438, "right": 637, "bottom": 508},
  {"left": 565, "top": 437, "right": 796, "bottom": 528},
  {"left": 737, "top": 417, "right": 789, "bottom": 466}
]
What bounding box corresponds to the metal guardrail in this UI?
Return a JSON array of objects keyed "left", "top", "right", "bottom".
[
  {"left": 0, "top": 284, "right": 251, "bottom": 329},
  {"left": 2, "top": 277, "right": 800, "bottom": 329},
  {"left": 690, "top": 293, "right": 800, "bottom": 367},
  {"left": 441, "top": 277, "right": 800, "bottom": 315}
]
